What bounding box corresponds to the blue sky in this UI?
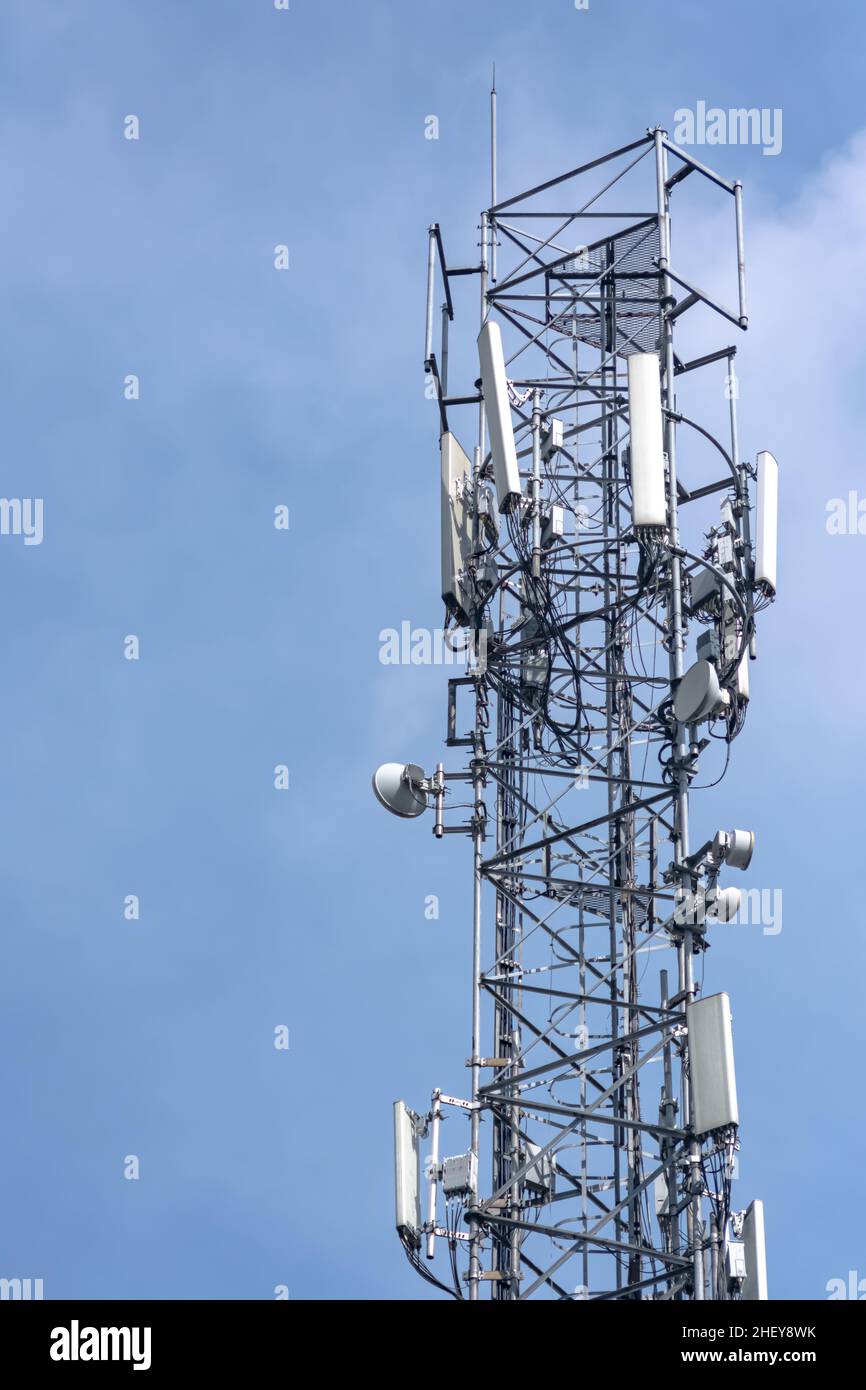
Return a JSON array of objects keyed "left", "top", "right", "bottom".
[{"left": 0, "top": 0, "right": 863, "bottom": 1300}]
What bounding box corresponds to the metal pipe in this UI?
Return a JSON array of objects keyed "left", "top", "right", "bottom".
[
  {"left": 434, "top": 762, "right": 445, "bottom": 838},
  {"left": 734, "top": 182, "right": 748, "bottom": 328},
  {"left": 653, "top": 129, "right": 670, "bottom": 273},
  {"left": 660, "top": 136, "right": 737, "bottom": 194},
  {"left": 490, "top": 71, "right": 498, "bottom": 283},
  {"left": 467, "top": 204, "right": 490, "bottom": 1303},
  {"left": 427, "top": 1091, "right": 441, "bottom": 1259},
  {"left": 491, "top": 133, "right": 653, "bottom": 215},
  {"left": 654, "top": 126, "right": 704, "bottom": 1301},
  {"left": 425, "top": 226, "right": 436, "bottom": 367},
  {"left": 660, "top": 969, "right": 680, "bottom": 1262},
  {"left": 531, "top": 391, "right": 542, "bottom": 577},
  {"left": 468, "top": 782, "right": 483, "bottom": 1301}
]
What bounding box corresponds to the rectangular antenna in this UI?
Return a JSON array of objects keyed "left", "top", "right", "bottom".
[
  {"left": 755, "top": 450, "right": 779, "bottom": 593},
  {"left": 393, "top": 1101, "right": 421, "bottom": 1248},
  {"left": 477, "top": 320, "right": 521, "bottom": 512},
  {"left": 687, "top": 992, "right": 739, "bottom": 1135},
  {"left": 628, "top": 351, "right": 668, "bottom": 531},
  {"left": 742, "top": 1199, "right": 769, "bottom": 1300},
  {"left": 441, "top": 432, "right": 473, "bottom": 623}
]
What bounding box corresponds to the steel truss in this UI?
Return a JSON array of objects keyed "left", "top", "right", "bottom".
[{"left": 402, "top": 128, "right": 771, "bottom": 1301}]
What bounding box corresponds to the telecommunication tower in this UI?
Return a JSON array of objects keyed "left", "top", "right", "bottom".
[{"left": 375, "top": 110, "right": 777, "bottom": 1301}]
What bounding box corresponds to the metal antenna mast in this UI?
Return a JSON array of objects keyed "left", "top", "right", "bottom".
[{"left": 380, "top": 120, "right": 777, "bottom": 1302}]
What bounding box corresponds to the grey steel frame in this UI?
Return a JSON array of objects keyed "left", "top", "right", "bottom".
[{"left": 415, "top": 127, "right": 762, "bottom": 1301}]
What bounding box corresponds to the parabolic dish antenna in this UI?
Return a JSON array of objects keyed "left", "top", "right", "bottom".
[
  {"left": 372, "top": 763, "right": 428, "bottom": 818},
  {"left": 707, "top": 886, "right": 742, "bottom": 922}
]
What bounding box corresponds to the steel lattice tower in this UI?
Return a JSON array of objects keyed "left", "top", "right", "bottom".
[{"left": 381, "top": 122, "right": 776, "bottom": 1301}]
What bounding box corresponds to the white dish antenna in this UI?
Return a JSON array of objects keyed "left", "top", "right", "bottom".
[
  {"left": 674, "top": 659, "right": 729, "bottom": 724},
  {"left": 713, "top": 828, "right": 755, "bottom": 871},
  {"left": 706, "top": 885, "right": 742, "bottom": 922},
  {"left": 372, "top": 762, "right": 428, "bottom": 818}
]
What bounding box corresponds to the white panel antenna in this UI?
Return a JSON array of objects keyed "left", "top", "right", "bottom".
[
  {"left": 393, "top": 1100, "right": 421, "bottom": 1247},
  {"left": 654, "top": 1173, "right": 669, "bottom": 1216},
  {"left": 477, "top": 319, "right": 522, "bottom": 512},
  {"left": 741, "top": 1199, "right": 769, "bottom": 1300},
  {"left": 440, "top": 432, "right": 474, "bottom": 623},
  {"left": 627, "top": 351, "right": 668, "bottom": 532},
  {"left": 755, "top": 450, "right": 778, "bottom": 593},
  {"left": 687, "top": 992, "right": 739, "bottom": 1135}
]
